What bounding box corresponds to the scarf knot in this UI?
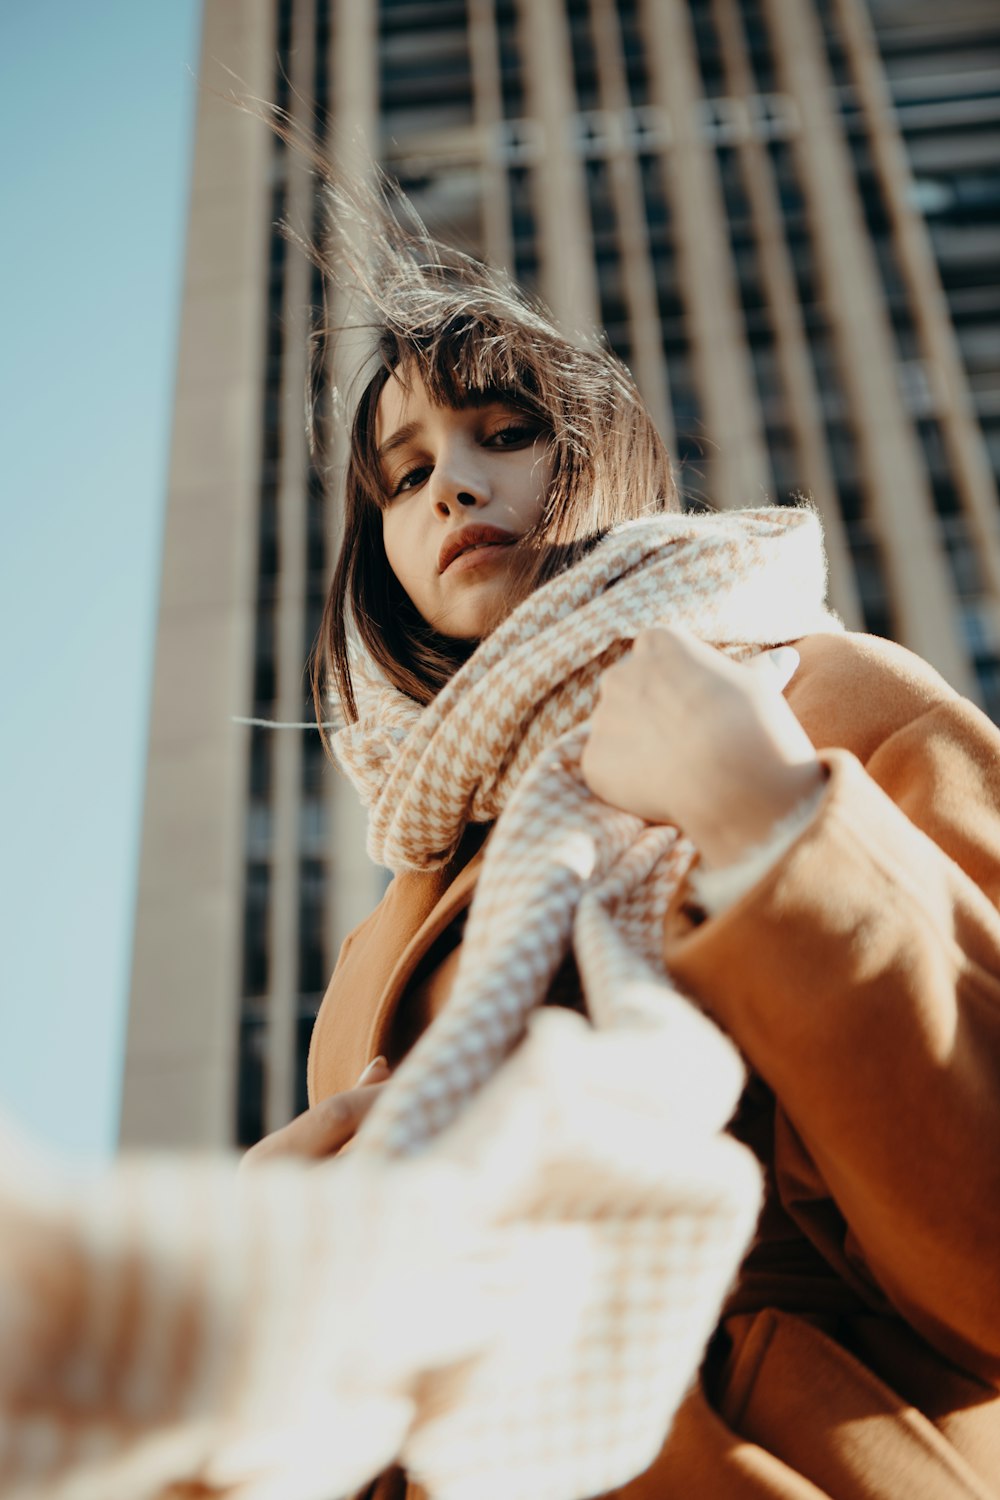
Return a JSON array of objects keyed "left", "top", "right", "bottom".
[{"left": 335, "top": 507, "right": 839, "bottom": 875}]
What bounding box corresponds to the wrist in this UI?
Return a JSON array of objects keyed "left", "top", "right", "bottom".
[{"left": 696, "top": 759, "right": 825, "bottom": 869}]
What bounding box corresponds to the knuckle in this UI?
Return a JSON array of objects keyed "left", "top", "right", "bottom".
[
  {"left": 641, "top": 625, "right": 674, "bottom": 651},
  {"left": 320, "top": 1093, "right": 353, "bottom": 1131}
]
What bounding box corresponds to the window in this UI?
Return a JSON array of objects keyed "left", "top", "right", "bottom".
[
  {"left": 242, "top": 863, "right": 271, "bottom": 998},
  {"left": 298, "top": 858, "right": 327, "bottom": 995}
]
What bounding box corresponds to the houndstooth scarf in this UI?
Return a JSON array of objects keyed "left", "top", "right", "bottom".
[{"left": 324, "top": 507, "right": 837, "bottom": 1496}]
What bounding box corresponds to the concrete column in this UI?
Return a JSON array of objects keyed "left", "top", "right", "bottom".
[
  {"left": 321, "top": 0, "right": 386, "bottom": 985},
  {"left": 639, "top": 0, "right": 772, "bottom": 509},
  {"left": 516, "top": 0, "right": 601, "bottom": 337},
  {"left": 832, "top": 0, "right": 1000, "bottom": 610},
  {"left": 588, "top": 0, "right": 674, "bottom": 450},
  {"left": 469, "top": 0, "right": 515, "bottom": 273},
  {"left": 762, "top": 0, "right": 976, "bottom": 696},
  {"left": 711, "top": 0, "right": 862, "bottom": 626},
  {"left": 122, "top": 0, "right": 276, "bottom": 1147},
  {"left": 333, "top": 0, "right": 378, "bottom": 153}
]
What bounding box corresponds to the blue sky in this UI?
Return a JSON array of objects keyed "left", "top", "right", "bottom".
[{"left": 0, "top": 1, "right": 202, "bottom": 1156}]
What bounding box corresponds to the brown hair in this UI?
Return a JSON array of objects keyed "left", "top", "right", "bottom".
[{"left": 285, "top": 149, "right": 678, "bottom": 736}]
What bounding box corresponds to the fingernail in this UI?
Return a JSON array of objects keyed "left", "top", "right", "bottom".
[
  {"left": 767, "top": 647, "right": 799, "bottom": 678},
  {"left": 357, "top": 1056, "right": 388, "bottom": 1084}
]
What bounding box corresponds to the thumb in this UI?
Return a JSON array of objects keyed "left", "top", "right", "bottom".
[{"left": 746, "top": 645, "right": 800, "bottom": 693}]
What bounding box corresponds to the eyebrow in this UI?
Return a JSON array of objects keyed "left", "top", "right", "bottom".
[
  {"left": 377, "top": 421, "right": 421, "bottom": 465},
  {"left": 376, "top": 391, "right": 533, "bottom": 466}
]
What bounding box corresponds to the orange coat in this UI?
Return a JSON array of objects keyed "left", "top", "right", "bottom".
[{"left": 309, "top": 631, "right": 1000, "bottom": 1498}]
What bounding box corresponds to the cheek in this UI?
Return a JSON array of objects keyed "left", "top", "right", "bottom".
[
  {"left": 525, "top": 448, "right": 555, "bottom": 519},
  {"left": 381, "top": 511, "right": 405, "bottom": 581},
  {"left": 381, "top": 510, "right": 425, "bottom": 602}
]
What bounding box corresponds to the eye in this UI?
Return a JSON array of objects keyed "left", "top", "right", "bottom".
[
  {"left": 391, "top": 464, "right": 431, "bottom": 497},
  {"left": 484, "top": 420, "right": 543, "bottom": 449}
]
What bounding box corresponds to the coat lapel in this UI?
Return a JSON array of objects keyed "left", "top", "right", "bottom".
[{"left": 307, "top": 834, "right": 487, "bottom": 1102}]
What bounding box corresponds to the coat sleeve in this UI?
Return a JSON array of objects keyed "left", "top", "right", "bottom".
[{"left": 662, "top": 633, "right": 1000, "bottom": 1382}]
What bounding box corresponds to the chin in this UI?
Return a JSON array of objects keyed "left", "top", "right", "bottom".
[
  {"left": 436, "top": 614, "right": 494, "bottom": 643},
  {"left": 433, "top": 581, "right": 516, "bottom": 642}
]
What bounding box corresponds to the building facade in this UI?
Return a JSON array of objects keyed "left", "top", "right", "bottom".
[{"left": 121, "top": 0, "right": 1000, "bottom": 1149}]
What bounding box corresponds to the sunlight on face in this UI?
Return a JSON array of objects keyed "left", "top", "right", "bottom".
[{"left": 376, "top": 368, "right": 554, "bottom": 639}]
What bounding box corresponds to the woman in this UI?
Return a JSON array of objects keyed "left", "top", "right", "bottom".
[{"left": 247, "top": 169, "right": 1000, "bottom": 1499}]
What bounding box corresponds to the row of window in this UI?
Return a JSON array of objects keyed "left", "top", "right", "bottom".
[
  {"left": 242, "top": 857, "right": 329, "bottom": 1000},
  {"left": 237, "top": 0, "right": 338, "bottom": 1147}
]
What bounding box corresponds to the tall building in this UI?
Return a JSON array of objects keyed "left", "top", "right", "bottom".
[{"left": 121, "top": 0, "right": 1000, "bottom": 1149}]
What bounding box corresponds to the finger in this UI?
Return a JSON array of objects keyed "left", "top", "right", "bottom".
[
  {"left": 635, "top": 625, "right": 730, "bottom": 676},
  {"left": 636, "top": 624, "right": 701, "bottom": 654},
  {"left": 310, "top": 1082, "right": 386, "bottom": 1154},
  {"left": 242, "top": 1080, "right": 388, "bottom": 1167},
  {"left": 357, "top": 1055, "right": 390, "bottom": 1085},
  {"left": 745, "top": 645, "right": 800, "bottom": 692}
]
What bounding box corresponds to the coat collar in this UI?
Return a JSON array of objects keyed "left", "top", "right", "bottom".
[{"left": 307, "top": 828, "right": 488, "bottom": 1102}]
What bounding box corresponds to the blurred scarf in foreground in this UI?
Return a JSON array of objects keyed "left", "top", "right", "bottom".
[{"left": 1, "top": 508, "right": 837, "bottom": 1500}]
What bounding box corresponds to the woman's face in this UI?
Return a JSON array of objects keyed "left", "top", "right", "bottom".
[{"left": 375, "top": 367, "right": 553, "bottom": 639}]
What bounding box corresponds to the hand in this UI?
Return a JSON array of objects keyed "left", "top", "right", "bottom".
[
  {"left": 239, "top": 1056, "right": 391, "bottom": 1169},
  {"left": 581, "top": 628, "right": 824, "bottom": 868}
]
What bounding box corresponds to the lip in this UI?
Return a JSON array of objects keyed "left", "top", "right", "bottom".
[{"left": 438, "top": 524, "right": 517, "bottom": 574}]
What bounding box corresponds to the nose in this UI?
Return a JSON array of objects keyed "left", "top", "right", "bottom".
[{"left": 428, "top": 446, "right": 489, "bottom": 517}]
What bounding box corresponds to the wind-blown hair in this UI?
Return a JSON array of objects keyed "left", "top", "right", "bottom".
[{"left": 277, "top": 133, "right": 677, "bottom": 737}]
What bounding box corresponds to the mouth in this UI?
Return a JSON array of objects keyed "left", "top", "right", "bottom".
[{"left": 438, "top": 524, "right": 517, "bottom": 574}]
